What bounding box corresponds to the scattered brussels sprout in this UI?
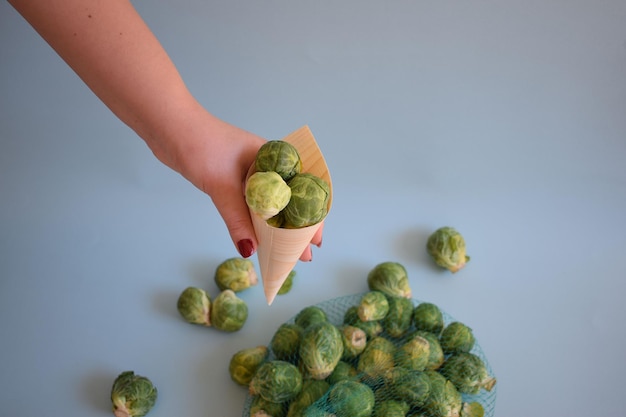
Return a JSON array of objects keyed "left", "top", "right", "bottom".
[
  {"left": 357, "top": 291, "right": 390, "bottom": 322},
  {"left": 111, "top": 371, "right": 157, "bottom": 417},
  {"left": 357, "top": 336, "right": 396, "bottom": 377},
  {"left": 461, "top": 401, "right": 485, "bottom": 417},
  {"left": 278, "top": 270, "right": 296, "bottom": 295},
  {"left": 246, "top": 171, "right": 292, "bottom": 220},
  {"left": 270, "top": 323, "right": 303, "bottom": 361},
  {"left": 286, "top": 379, "right": 330, "bottom": 417},
  {"left": 338, "top": 325, "right": 367, "bottom": 359},
  {"left": 210, "top": 290, "right": 248, "bottom": 332},
  {"left": 343, "top": 305, "right": 383, "bottom": 339},
  {"left": 440, "top": 352, "right": 496, "bottom": 395},
  {"left": 250, "top": 394, "right": 287, "bottom": 417},
  {"left": 176, "top": 287, "right": 211, "bottom": 326},
  {"left": 385, "top": 367, "right": 431, "bottom": 408},
  {"left": 395, "top": 335, "right": 431, "bottom": 371},
  {"left": 327, "top": 360, "right": 358, "bottom": 385},
  {"left": 299, "top": 321, "right": 344, "bottom": 380},
  {"left": 295, "top": 305, "right": 328, "bottom": 329},
  {"left": 426, "top": 226, "right": 470, "bottom": 273},
  {"left": 372, "top": 399, "right": 410, "bottom": 417},
  {"left": 214, "top": 257, "right": 258, "bottom": 292},
  {"left": 249, "top": 360, "right": 303, "bottom": 403},
  {"left": 383, "top": 295, "right": 414, "bottom": 338},
  {"left": 228, "top": 345, "right": 268, "bottom": 386},
  {"left": 440, "top": 322, "right": 475, "bottom": 354},
  {"left": 413, "top": 302, "right": 444, "bottom": 335},
  {"left": 282, "top": 173, "right": 330, "bottom": 229},
  {"left": 255, "top": 140, "right": 302, "bottom": 181},
  {"left": 327, "top": 380, "right": 375, "bottom": 417},
  {"left": 367, "top": 262, "right": 412, "bottom": 298},
  {"left": 412, "top": 330, "right": 445, "bottom": 371},
  {"left": 422, "top": 371, "right": 462, "bottom": 417}
]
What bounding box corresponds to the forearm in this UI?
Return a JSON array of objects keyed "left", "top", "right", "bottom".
[{"left": 9, "top": 0, "right": 203, "bottom": 168}]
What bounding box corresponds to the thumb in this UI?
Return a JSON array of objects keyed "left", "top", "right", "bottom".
[{"left": 212, "top": 184, "right": 257, "bottom": 259}]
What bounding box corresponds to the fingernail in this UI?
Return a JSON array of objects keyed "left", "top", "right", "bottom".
[{"left": 237, "top": 239, "right": 255, "bottom": 258}]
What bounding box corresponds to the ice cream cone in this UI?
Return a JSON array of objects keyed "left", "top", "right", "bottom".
[{"left": 248, "top": 125, "right": 332, "bottom": 305}]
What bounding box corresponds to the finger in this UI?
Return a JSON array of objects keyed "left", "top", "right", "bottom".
[
  {"left": 310, "top": 221, "right": 324, "bottom": 248},
  {"left": 212, "top": 183, "right": 257, "bottom": 258},
  {"left": 299, "top": 245, "right": 313, "bottom": 262}
]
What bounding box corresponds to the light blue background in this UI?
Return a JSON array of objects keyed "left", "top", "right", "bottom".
[{"left": 1, "top": 1, "right": 625, "bottom": 416}]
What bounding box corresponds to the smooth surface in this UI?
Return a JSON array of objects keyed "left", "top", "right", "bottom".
[{"left": 1, "top": 1, "right": 625, "bottom": 416}]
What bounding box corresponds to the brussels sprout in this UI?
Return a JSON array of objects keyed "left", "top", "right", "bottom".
[
  {"left": 327, "top": 360, "right": 358, "bottom": 385},
  {"left": 210, "top": 290, "right": 248, "bottom": 332},
  {"left": 395, "top": 335, "right": 430, "bottom": 371},
  {"left": 440, "top": 322, "right": 475, "bottom": 354},
  {"left": 282, "top": 173, "right": 330, "bottom": 229},
  {"left": 270, "top": 323, "right": 303, "bottom": 362},
  {"left": 383, "top": 295, "right": 414, "bottom": 338},
  {"left": 357, "top": 336, "right": 396, "bottom": 377},
  {"left": 367, "top": 262, "right": 412, "bottom": 298},
  {"left": 250, "top": 394, "right": 287, "bottom": 417},
  {"left": 422, "top": 371, "right": 462, "bottom": 417},
  {"left": 176, "top": 287, "right": 211, "bottom": 326},
  {"left": 384, "top": 367, "right": 431, "bottom": 408},
  {"left": 277, "top": 270, "right": 296, "bottom": 295},
  {"left": 413, "top": 302, "right": 444, "bottom": 335},
  {"left": 255, "top": 140, "right": 302, "bottom": 181},
  {"left": 111, "top": 371, "right": 157, "bottom": 417},
  {"left": 440, "top": 352, "right": 496, "bottom": 395},
  {"left": 327, "top": 380, "right": 375, "bottom": 417},
  {"left": 214, "top": 257, "right": 258, "bottom": 292},
  {"left": 373, "top": 400, "right": 410, "bottom": 417},
  {"left": 295, "top": 306, "right": 328, "bottom": 329},
  {"left": 461, "top": 402, "right": 485, "bottom": 417},
  {"left": 426, "top": 226, "right": 470, "bottom": 273},
  {"left": 287, "top": 379, "right": 330, "bottom": 417},
  {"left": 228, "top": 345, "right": 269, "bottom": 386},
  {"left": 299, "top": 321, "right": 344, "bottom": 380},
  {"left": 246, "top": 171, "right": 292, "bottom": 220},
  {"left": 409, "top": 330, "right": 445, "bottom": 371},
  {"left": 249, "top": 360, "right": 303, "bottom": 403},
  {"left": 357, "top": 291, "right": 390, "bottom": 322},
  {"left": 338, "top": 325, "right": 367, "bottom": 359},
  {"left": 343, "top": 306, "right": 383, "bottom": 339}
]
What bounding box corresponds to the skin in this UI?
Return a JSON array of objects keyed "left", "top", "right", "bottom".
[{"left": 8, "top": 0, "right": 322, "bottom": 260}]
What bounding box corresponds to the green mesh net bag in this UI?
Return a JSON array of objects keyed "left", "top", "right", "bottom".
[{"left": 240, "top": 293, "right": 497, "bottom": 417}]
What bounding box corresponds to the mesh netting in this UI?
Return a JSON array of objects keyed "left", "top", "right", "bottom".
[{"left": 242, "top": 293, "right": 496, "bottom": 417}]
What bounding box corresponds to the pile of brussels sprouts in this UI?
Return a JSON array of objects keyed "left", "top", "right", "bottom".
[
  {"left": 245, "top": 140, "right": 330, "bottom": 228},
  {"left": 230, "top": 262, "right": 495, "bottom": 417}
]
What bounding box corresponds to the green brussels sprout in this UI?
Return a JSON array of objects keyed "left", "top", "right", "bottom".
[
  {"left": 426, "top": 226, "right": 470, "bottom": 273},
  {"left": 282, "top": 173, "right": 330, "bottom": 229},
  {"left": 249, "top": 360, "right": 303, "bottom": 403},
  {"left": 395, "top": 335, "right": 430, "bottom": 371},
  {"left": 299, "top": 321, "right": 344, "bottom": 380},
  {"left": 266, "top": 211, "right": 285, "bottom": 228},
  {"left": 214, "top": 257, "right": 258, "bottom": 292},
  {"left": 373, "top": 400, "right": 410, "bottom": 417},
  {"left": 111, "top": 371, "right": 157, "bottom": 417},
  {"left": 295, "top": 305, "right": 328, "bottom": 329},
  {"left": 413, "top": 302, "right": 444, "bottom": 335},
  {"left": 440, "top": 322, "right": 475, "bottom": 354},
  {"left": 327, "top": 380, "right": 375, "bottom": 417},
  {"left": 439, "top": 352, "right": 496, "bottom": 395},
  {"left": 250, "top": 394, "right": 287, "bottom": 417},
  {"left": 357, "top": 336, "right": 396, "bottom": 377},
  {"left": 461, "top": 402, "right": 485, "bottom": 417},
  {"left": 228, "top": 345, "right": 269, "bottom": 386},
  {"left": 338, "top": 325, "right": 367, "bottom": 359},
  {"left": 343, "top": 306, "right": 383, "bottom": 339},
  {"left": 277, "top": 270, "right": 296, "bottom": 295},
  {"left": 176, "top": 286, "right": 211, "bottom": 326},
  {"left": 412, "top": 330, "right": 445, "bottom": 371},
  {"left": 270, "top": 323, "right": 303, "bottom": 361},
  {"left": 422, "top": 371, "right": 462, "bottom": 417},
  {"left": 255, "top": 140, "right": 302, "bottom": 181},
  {"left": 367, "top": 262, "right": 412, "bottom": 298},
  {"left": 286, "top": 379, "right": 330, "bottom": 417},
  {"left": 210, "top": 289, "right": 248, "bottom": 332},
  {"left": 246, "top": 171, "right": 292, "bottom": 220},
  {"left": 327, "top": 360, "right": 358, "bottom": 385},
  {"left": 383, "top": 295, "right": 414, "bottom": 338},
  {"left": 384, "top": 367, "right": 431, "bottom": 408},
  {"left": 357, "top": 291, "right": 390, "bottom": 322}
]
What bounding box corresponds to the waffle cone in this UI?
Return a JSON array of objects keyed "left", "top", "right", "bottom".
[{"left": 248, "top": 125, "right": 332, "bottom": 305}]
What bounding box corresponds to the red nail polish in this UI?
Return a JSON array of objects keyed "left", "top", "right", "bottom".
[{"left": 237, "top": 239, "right": 255, "bottom": 258}]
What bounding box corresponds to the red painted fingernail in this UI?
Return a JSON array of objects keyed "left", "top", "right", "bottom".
[{"left": 237, "top": 239, "right": 255, "bottom": 258}]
